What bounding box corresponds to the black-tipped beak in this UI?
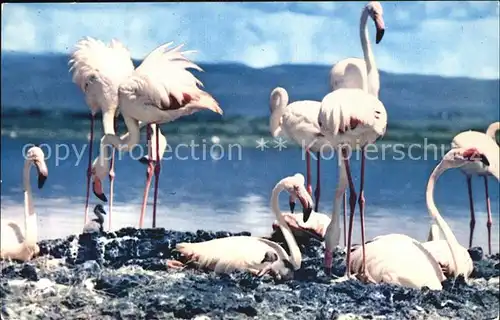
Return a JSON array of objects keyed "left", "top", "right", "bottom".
[
  {"left": 139, "top": 156, "right": 150, "bottom": 165},
  {"left": 38, "top": 174, "right": 47, "bottom": 189},
  {"left": 289, "top": 201, "right": 296, "bottom": 213},
  {"left": 92, "top": 179, "right": 108, "bottom": 202},
  {"left": 480, "top": 154, "right": 490, "bottom": 166},
  {"left": 376, "top": 28, "right": 385, "bottom": 44},
  {"left": 302, "top": 206, "right": 312, "bottom": 223}
]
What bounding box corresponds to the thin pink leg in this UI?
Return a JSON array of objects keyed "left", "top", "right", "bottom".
[
  {"left": 314, "top": 153, "right": 321, "bottom": 212},
  {"left": 466, "top": 176, "right": 476, "bottom": 248},
  {"left": 306, "top": 149, "right": 312, "bottom": 196},
  {"left": 152, "top": 124, "right": 161, "bottom": 229},
  {"left": 484, "top": 176, "right": 492, "bottom": 255},
  {"left": 84, "top": 114, "right": 95, "bottom": 225},
  {"left": 108, "top": 118, "right": 118, "bottom": 231},
  {"left": 342, "top": 148, "right": 357, "bottom": 277},
  {"left": 343, "top": 192, "right": 347, "bottom": 247},
  {"left": 139, "top": 125, "right": 154, "bottom": 229},
  {"left": 358, "top": 147, "right": 367, "bottom": 276}
]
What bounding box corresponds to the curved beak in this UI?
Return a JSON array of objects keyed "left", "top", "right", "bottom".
[
  {"left": 34, "top": 161, "right": 48, "bottom": 189},
  {"left": 374, "top": 16, "right": 385, "bottom": 44},
  {"left": 92, "top": 177, "right": 108, "bottom": 202},
  {"left": 296, "top": 192, "right": 313, "bottom": 223}
]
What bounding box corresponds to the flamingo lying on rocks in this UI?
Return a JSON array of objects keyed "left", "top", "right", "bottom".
[
  {"left": 172, "top": 174, "right": 313, "bottom": 279},
  {"left": 344, "top": 147, "right": 494, "bottom": 290},
  {"left": 1, "top": 146, "right": 48, "bottom": 262},
  {"left": 451, "top": 121, "right": 500, "bottom": 254},
  {"left": 92, "top": 41, "right": 222, "bottom": 229},
  {"left": 82, "top": 204, "right": 107, "bottom": 234}
]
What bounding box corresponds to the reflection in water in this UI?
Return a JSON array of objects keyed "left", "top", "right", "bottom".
[{"left": 1, "top": 196, "right": 498, "bottom": 251}]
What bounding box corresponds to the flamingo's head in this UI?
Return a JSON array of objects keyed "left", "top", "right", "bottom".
[
  {"left": 366, "top": 1, "right": 385, "bottom": 44},
  {"left": 91, "top": 155, "right": 109, "bottom": 202},
  {"left": 444, "top": 147, "right": 490, "bottom": 168},
  {"left": 281, "top": 173, "right": 314, "bottom": 223},
  {"left": 25, "top": 146, "right": 48, "bottom": 189},
  {"left": 258, "top": 252, "right": 295, "bottom": 281}
]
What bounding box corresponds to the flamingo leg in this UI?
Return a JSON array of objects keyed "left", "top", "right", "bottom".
[
  {"left": 139, "top": 125, "right": 154, "bottom": 229},
  {"left": 358, "top": 147, "right": 367, "bottom": 276},
  {"left": 466, "top": 176, "right": 475, "bottom": 248},
  {"left": 152, "top": 124, "right": 161, "bottom": 229},
  {"left": 108, "top": 117, "right": 118, "bottom": 231},
  {"left": 484, "top": 176, "right": 492, "bottom": 255},
  {"left": 84, "top": 114, "right": 95, "bottom": 225},
  {"left": 343, "top": 192, "right": 347, "bottom": 247},
  {"left": 314, "top": 153, "right": 321, "bottom": 212},
  {"left": 306, "top": 149, "right": 312, "bottom": 196},
  {"left": 342, "top": 148, "right": 358, "bottom": 278}
]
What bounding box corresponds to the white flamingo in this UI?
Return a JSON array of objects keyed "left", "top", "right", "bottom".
[
  {"left": 69, "top": 37, "right": 134, "bottom": 228},
  {"left": 327, "top": 1, "right": 386, "bottom": 249},
  {"left": 173, "top": 173, "right": 313, "bottom": 279},
  {"left": 318, "top": 88, "right": 387, "bottom": 276},
  {"left": 269, "top": 87, "right": 332, "bottom": 214},
  {"left": 1, "top": 146, "right": 48, "bottom": 262},
  {"left": 346, "top": 147, "right": 494, "bottom": 289},
  {"left": 451, "top": 121, "right": 500, "bottom": 254},
  {"left": 91, "top": 41, "right": 223, "bottom": 229},
  {"left": 70, "top": 37, "right": 169, "bottom": 230}
]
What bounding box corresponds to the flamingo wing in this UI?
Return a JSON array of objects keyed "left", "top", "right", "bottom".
[
  {"left": 69, "top": 37, "right": 134, "bottom": 112},
  {"left": 176, "top": 236, "right": 278, "bottom": 274},
  {"left": 421, "top": 240, "right": 473, "bottom": 278},
  {"left": 120, "top": 42, "right": 222, "bottom": 117},
  {"left": 349, "top": 234, "right": 445, "bottom": 290}
]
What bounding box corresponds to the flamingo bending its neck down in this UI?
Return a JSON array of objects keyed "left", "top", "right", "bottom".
[
  {"left": 346, "top": 147, "right": 492, "bottom": 289},
  {"left": 92, "top": 42, "right": 222, "bottom": 229},
  {"left": 269, "top": 87, "right": 332, "bottom": 214},
  {"left": 451, "top": 121, "right": 500, "bottom": 254},
  {"left": 329, "top": 1, "right": 386, "bottom": 247},
  {"left": 69, "top": 37, "right": 135, "bottom": 228},
  {"left": 318, "top": 88, "right": 387, "bottom": 276},
  {"left": 1, "top": 146, "right": 48, "bottom": 262},
  {"left": 174, "top": 173, "right": 313, "bottom": 279}
]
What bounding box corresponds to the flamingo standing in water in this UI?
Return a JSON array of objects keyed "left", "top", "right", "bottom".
[
  {"left": 328, "top": 1, "right": 385, "bottom": 249},
  {"left": 451, "top": 121, "right": 500, "bottom": 254},
  {"left": 269, "top": 87, "right": 331, "bottom": 213},
  {"left": 318, "top": 88, "right": 387, "bottom": 277},
  {"left": 69, "top": 37, "right": 134, "bottom": 228},
  {"left": 345, "top": 147, "right": 494, "bottom": 289},
  {"left": 91, "top": 41, "right": 223, "bottom": 229},
  {"left": 1, "top": 146, "right": 48, "bottom": 261},
  {"left": 173, "top": 173, "right": 313, "bottom": 279}
]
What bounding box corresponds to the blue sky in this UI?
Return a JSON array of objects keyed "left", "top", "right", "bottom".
[{"left": 1, "top": 2, "right": 498, "bottom": 79}]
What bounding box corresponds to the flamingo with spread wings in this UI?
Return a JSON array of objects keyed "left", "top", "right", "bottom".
[
  {"left": 91, "top": 41, "right": 223, "bottom": 229},
  {"left": 451, "top": 121, "right": 500, "bottom": 254},
  {"left": 1, "top": 146, "right": 48, "bottom": 262}
]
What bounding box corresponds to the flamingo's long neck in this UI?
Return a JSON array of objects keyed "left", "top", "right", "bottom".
[
  {"left": 98, "top": 116, "right": 141, "bottom": 172},
  {"left": 102, "top": 109, "right": 117, "bottom": 136},
  {"left": 23, "top": 160, "right": 37, "bottom": 246},
  {"left": 269, "top": 88, "right": 289, "bottom": 137},
  {"left": 426, "top": 163, "right": 461, "bottom": 275},
  {"left": 486, "top": 121, "right": 500, "bottom": 140},
  {"left": 271, "top": 184, "right": 302, "bottom": 269},
  {"left": 360, "top": 8, "right": 380, "bottom": 97}
]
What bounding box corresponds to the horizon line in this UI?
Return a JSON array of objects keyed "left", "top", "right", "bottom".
[{"left": 2, "top": 49, "right": 499, "bottom": 82}]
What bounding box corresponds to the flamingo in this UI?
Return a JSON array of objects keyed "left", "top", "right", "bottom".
[
  {"left": 451, "top": 121, "right": 500, "bottom": 254},
  {"left": 82, "top": 204, "right": 107, "bottom": 234},
  {"left": 91, "top": 41, "right": 223, "bottom": 229},
  {"left": 1, "top": 146, "right": 48, "bottom": 262},
  {"left": 269, "top": 87, "right": 332, "bottom": 213},
  {"left": 318, "top": 88, "right": 387, "bottom": 276},
  {"left": 173, "top": 173, "right": 313, "bottom": 279},
  {"left": 345, "top": 147, "right": 494, "bottom": 289},
  {"left": 69, "top": 37, "right": 135, "bottom": 228}
]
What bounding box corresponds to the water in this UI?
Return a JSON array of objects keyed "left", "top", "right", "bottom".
[{"left": 1, "top": 52, "right": 499, "bottom": 251}]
